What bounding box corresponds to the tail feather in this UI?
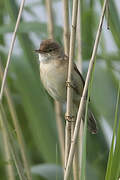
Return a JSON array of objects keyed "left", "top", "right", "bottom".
[
  {"left": 73, "top": 104, "right": 98, "bottom": 134},
  {"left": 87, "top": 110, "right": 97, "bottom": 134}
]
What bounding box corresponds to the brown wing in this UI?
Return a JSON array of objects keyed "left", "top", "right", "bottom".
[
  {"left": 72, "top": 63, "right": 84, "bottom": 97},
  {"left": 63, "top": 55, "right": 88, "bottom": 99},
  {"left": 73, "top": 63, "right": 85, "bottom": 86},
  {"left": 63, "top": 55, "right": 84, "bottom": 95},
  {"left": 73, "top": 63, "right": 90, "bottom": 100}
]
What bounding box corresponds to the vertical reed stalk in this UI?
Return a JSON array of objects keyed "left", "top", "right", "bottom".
[
  {"left": 63, "top": 0, "right": 71, "bottom": 172},
  {"left": 71, "top": 119, "right": 79, "bottom": 180},
  {"left": 77, "top": 0, "right": 83, "bottom": 178},
  {"left": 45, "top": 0, "right": 54, "bottom": 39},
  {"left": 65, "top": 0, "right": 79, "bottom": 180},
  {"left": 0, "top": 59, "right": 32, "bottom": 180},
  {"left": 45, "top": 0, "right": 65, "bottom": 166},
  {"left": 64, "top": 0, "right": 108, "bottom": 179},
  {"left": 63, "top": 0, "right": 70, "bottom": 55},
  {"left": 77, "top": 0, "right": 82, "bottom": 73},
  {"left": 63, "top": 1, "right": 79, "bottom": 178},
  {"left": 55, "top": 101, "right": 65, "bottom": 166}
]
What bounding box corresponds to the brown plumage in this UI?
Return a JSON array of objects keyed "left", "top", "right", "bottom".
[{"left": 35, "top": 39, "right": 97, "bottom": 134}]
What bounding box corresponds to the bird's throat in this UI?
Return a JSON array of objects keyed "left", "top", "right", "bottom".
[{"left": 39, "top": 54, "right": 48, "bottom": 62}]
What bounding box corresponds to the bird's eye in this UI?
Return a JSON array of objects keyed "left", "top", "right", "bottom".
[{"left": 49, "top": 49, "right": 53, "bottom": 52}]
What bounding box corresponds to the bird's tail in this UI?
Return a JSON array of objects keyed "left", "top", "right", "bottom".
[
  {"left": 87, "top": 109, "right": 97, "bottom": 134},
  {"left": 73, "top": 104, "right": 97, "bottom": 134}
]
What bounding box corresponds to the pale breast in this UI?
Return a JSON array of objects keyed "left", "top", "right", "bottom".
[{"left": 40, "top": 60, "right": 68, "bottom": 102}]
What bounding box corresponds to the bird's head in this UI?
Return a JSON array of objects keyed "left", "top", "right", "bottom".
[{"left": 35, "top": 39, "right": 64, "bottom": 62}]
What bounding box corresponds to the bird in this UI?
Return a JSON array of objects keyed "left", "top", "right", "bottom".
[{"left": 35, "top": 39, "right": 97, "bottom": 134}]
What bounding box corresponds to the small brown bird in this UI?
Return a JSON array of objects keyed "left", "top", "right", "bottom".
[{"left": 35, "top": 39, "right": 97, "bottom": 134}]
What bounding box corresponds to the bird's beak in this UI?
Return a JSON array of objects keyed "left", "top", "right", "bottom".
[{"left": 34, "top": 49, "right": 40, "bottom": 53}]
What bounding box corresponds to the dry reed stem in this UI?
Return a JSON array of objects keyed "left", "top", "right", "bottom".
[
  {"left": 55, "top": 101, "right": 65, "bottom": 166},
  {"left": 63, "top": 0, "right": 80, "bottom": 177},
  {"left": 78, "top": 120, "right": 83, "bottom": 177},
  {"left": 0, "top": 0, "right": 25, "bottom": 101},
  {"left": 64, "top": 122, "right": 71, "bottom": 169},
  {"left": 0, "top": 105, "right": 27, "bottom": 180},
  {"left": 45, "top": 0, "right": 65, "bottom": 166},
  {"left": 64, "top": 0, "right": 108, "bottom": 179},
  {"left": 77, "top": 1, "right": 83, "bottom": 178},
  {"left": 71, "top": 121, "right": 79, "bottom": 180},
  {"left": 66, "top": 0, "right": 78, "bottom": 121},
  {"left": 63, "top": 0, "right": 70, "bottom": 55},
  {"left": 45, "top": 0, "right": 54, "bottom": 39},
  {"left": 63, "top": 0, "right": 71, "bottom": 171},
  {"left": 0, "top": 59, "right": 32, "bottom": 180},
  {"left": 77, "top": 0, "right": 82, "bottom": 73},
  {"left": 65, "top": 0, "right": 79, "bottom": 179}
]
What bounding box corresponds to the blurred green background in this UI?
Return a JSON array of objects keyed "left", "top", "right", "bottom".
[{"left": 0, "top": 0, "right": 120, "bottom": 179}]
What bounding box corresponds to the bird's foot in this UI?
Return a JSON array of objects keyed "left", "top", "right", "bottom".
[
  {"left": 66, "top": 81, "right": 74, "bottom": 89},
  {"left": 65, "top": 114, "right": 75, "bottom": 122}
]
